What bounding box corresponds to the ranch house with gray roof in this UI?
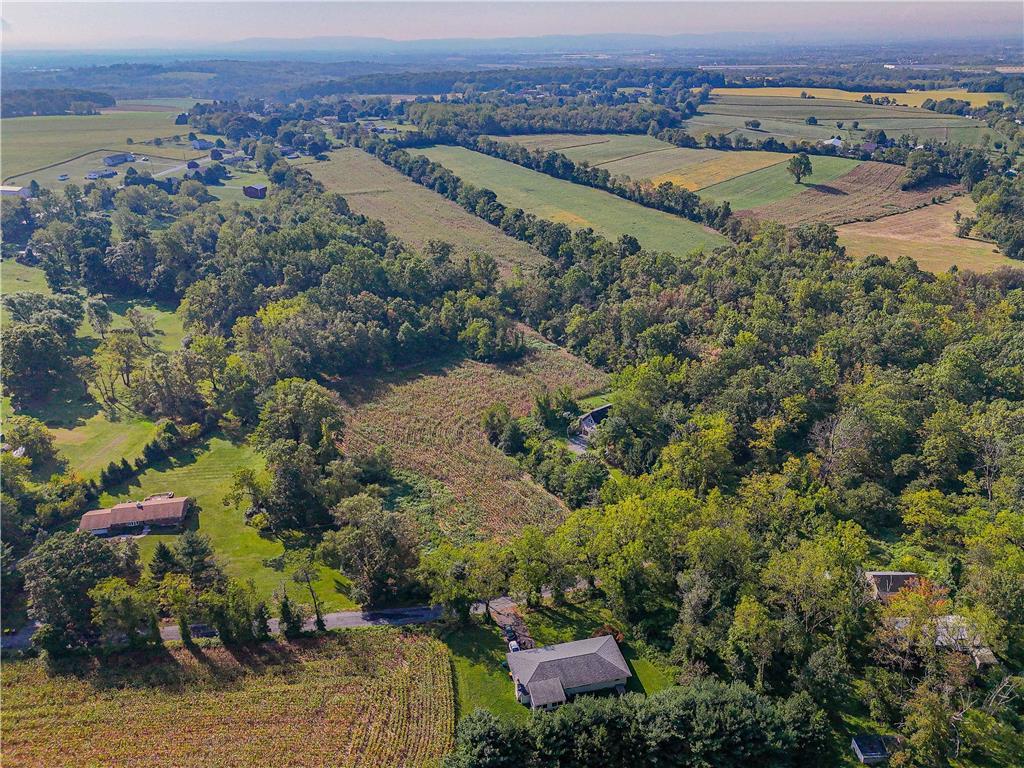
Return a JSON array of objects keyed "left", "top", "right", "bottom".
[{"left": 506, "top": 635, "right": 631, "bottom": 710}]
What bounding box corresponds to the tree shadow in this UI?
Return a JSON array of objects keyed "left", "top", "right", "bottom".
[
  {"left": 12, "top": 375, "right": 101, "bottom": 430},
  {"left": 328, "top": 350, "right": 465, "bottom": 408},
  {"left": 805, "top": 183, "right": 847, "bottom": 196}
]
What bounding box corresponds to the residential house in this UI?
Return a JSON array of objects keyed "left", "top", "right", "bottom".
[
  {"left": 243, "top": 183, "right": 267, "bottom": 199},
  {"left": 79, "top": 493, "right": 190, "bottom": 536},
  {"left": 824, "top": 137, "right": 844, "bottom": 148},
  {"left": 103, "top": 152, "right": 134, "bottom": 167},
  {"left": 507, "top": 635, "right": 631, "bottom": 710},
  {"left": 889, "top": 614, "right": 998, "bottom": 669},
  {"left": 865, "top": 571, "right": 919, "bottom": 602},
  {"left": 191, "top": 139, "right": 215, "bottom": 150}
]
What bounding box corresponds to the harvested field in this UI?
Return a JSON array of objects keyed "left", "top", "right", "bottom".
[
  {"left": 653, "top": 151, "right": 792, "bottom": 190},
  {"left": 338, "top": 334, "right": 608, "bottom": 538},
  {"left": 1, "top": 630, "right": 454, "bottom": 768},
  {"left": 742, "top": 161, "right": 962, "bottom": 227},
  {"left": 498, "top": 133, "right": 668, "bottom": 166},
  {"left": 837, "top": 198, "right": 1017, "bottom": 274},
  {"left": 300, "top": 149, "right": 545, "bottom": 277}
]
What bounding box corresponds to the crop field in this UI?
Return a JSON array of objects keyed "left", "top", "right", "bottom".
[
  {"left": 688, "top": 94, "right": 1003, "bottom": 148},
  {"left": 301, "top": 149, "right": 546, "bottom": 276},
  {"left": 742, "top": 161, "right": 962, "bottom": 226},
  {"left": 338, "top": 333, "right": 608, "bottom": 538},
  {"left": 711, "top": 87, "right": 1013, "bottom": 108},
  {"left": 114, "top": 435, "right": 357, "bottom": 612},
  {"left": 1, "top": 111, "right": 210, "bottom": 180},
  {"left": 498, "top": 133, "right": 793, "bottom": 190},
  {"left": 1, "top": 630, "right": 454, "bottom": 768},
  {"left": 417, "top": 145, "right": 728, "bottom": 255},
  {"left": 837, "top": 198, "right": 1017, "bottom": 274},
  {"left": 699, "top": 155, "right": 861, "bottom": 210}
]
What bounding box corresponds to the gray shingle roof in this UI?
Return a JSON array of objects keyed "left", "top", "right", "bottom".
[
  {"left": 528, "top": 678, "right": 567, "bottom": 706},
  {"left": 507, "top": 635, "right": 631, "bottom": 690}
]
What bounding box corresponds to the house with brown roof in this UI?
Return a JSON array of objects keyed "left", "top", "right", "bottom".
[
  {"left": 506, "top": 635, "right": 631, "bottom": 710},
  {"left": 79, "top": 493, "right": 190, "bottom": 536},
  {"left": 865, "top": 571, "right": 919, "bottom": 602}
]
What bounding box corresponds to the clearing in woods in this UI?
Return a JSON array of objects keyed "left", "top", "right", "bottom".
[
  {"left": 497, "top": 133, "right": 792, "bottom": 190},
  {"left": 741, "top": 161, "right": 962, "bottom": 227},
  {"left": 298, "top": 148, "right": 546, "bottom": 276},
  {"left": 416, "top": 145, "right": 728, "bottom": 256},
  {"left": 1, "top": 630, "right": 454, "bottom": 768},
  {"left": 699, "top": 155, "right": 861, "bottom": 210},
  {"left": 338, "top": 333, "right": 608, "bottom": 539},
  {"left": 837, "top": 198, "right": 1016, "bottom": 274}
]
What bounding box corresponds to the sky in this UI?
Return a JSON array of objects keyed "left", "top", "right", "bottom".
[{"left": 2, "top": 1, "right": 1022, "bottom": 50}]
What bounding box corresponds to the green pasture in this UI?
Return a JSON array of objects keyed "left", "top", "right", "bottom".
[
  {"left": 500, "top": 133, "right": 673, "bottom": 166},
  {"left": 210, "top": 167, "right": 272, "bottom": 207},
  {"left": 417, "top": 145, "right": 728, "bottom": 256},
  {"left": 111, "top": 435, "right": 358, "bottom": 613},
  {"left": 0, "top": 111, "right": 200, "bottom": 179},
  {"left": 700, "top": 155, "right": 862, "bottom": 210},
  {"left": 5, "top": 151, "right": 183, "bottom": 190}
]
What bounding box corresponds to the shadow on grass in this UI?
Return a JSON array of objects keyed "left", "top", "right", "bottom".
[
  {"left": 806, "top": 183, "right": 847, "bottom": 196},
  {"left": 12, "top": 375, "right": 100, "bottom": 430}
]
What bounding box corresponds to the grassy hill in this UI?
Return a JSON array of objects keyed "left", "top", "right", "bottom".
[{"left": 699, "top": 155, "right": 861, "bottom": 210}]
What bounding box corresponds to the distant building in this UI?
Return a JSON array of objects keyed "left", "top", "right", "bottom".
[
  {"left": 865, "top": 571, "right": 919, "bottom": 602},
  {"left": 507, "top": 635, "right": 631, "bottom": 710},
  {"left": 0, "top": 185, "right": 31, "bottom": 198},
  {"left": 103, "top": 152, "right": 134, "bottom": 167},
  {"left": 79, "top": 493, "right": 190, "bottom": 536},
  {"left": 243, "top": 183, "right": 267, "bottom": 199},
  {"left": 824, "top": 137, "right": 844, "bottom": 148},
  {"left": 859, "top": 142, "right": 879, "bottom": 154},
  {"left": 191, "top": 139, "right": 215, "bottom": 150}
]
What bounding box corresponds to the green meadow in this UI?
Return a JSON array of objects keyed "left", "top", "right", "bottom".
[
  {"left": 417, "top": 145, "right": 728, "bottom": 256},
  {"left": 699, "top": 155, "right": 862, "bottom": 210}
]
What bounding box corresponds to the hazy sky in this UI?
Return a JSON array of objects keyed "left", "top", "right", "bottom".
[{"left": 3, "top": 1, "right": 1022, "bottom": 49}]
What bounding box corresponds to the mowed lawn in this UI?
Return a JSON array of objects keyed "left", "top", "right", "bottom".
[
  {"left": 339, "top": 333, "right": 608, "bottom": 539},
  {"left": 1, "top": 630, "right": 454, "bottom": 768},
  {"left": 1, "top": 111, "right": 192, "bottom": 179},
  {"left": 700, "top": 155, "right": 861, "bottom": 210},
  {"left": 301, "top": 148, "right": 546, "bottom": 276},
  {"left": 837, "top": 198, "right": 1017, "bottom": 274},
  {"left": 110, "top": 435, "right": 358, "bottom": 612},
  {"left": 417, "top": 145, "right": 728, "bottom": 255},
  {"left": 712, "top": 86, "right": 1013, "bottom": 108}
]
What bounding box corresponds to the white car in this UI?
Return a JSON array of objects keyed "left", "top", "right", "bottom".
[{"left": 508, "top": 640, "right": 521, "bottom": 652}]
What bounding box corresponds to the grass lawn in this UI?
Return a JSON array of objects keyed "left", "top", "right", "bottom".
[
  {"left": 301, "top": 148, "right": 546, "bottom": 277},
  {"left": 209, "top": 167, "right": 272, "bottom": 207},
  {"left": 441, "top": 620, "right": 529, "bottom": 722},
  {"left": 524, "top": 598, "right": 674, "bottom": 696},
  {"left": 417, "top": 145, "right": 728, "bottom": 256},
  {"left": 700, "top": 155, "right": 861, "bottom": 210},
  {"left": 104, "top": 435, "right": 358, "bottom": 612},
  {"left": 1, "top": 629, "right": 455, "bottom": 767}
]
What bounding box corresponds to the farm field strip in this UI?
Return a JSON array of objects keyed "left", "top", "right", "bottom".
[
  {"left": 497, "top": 133, "right": 670, "bottom": 165},
  {"left": 837, "top": 198, "right": 1016, "bottom": 274},
  {"left": 338, "top": 334, "right": 608, "bottom": 538},
  {"left": 742, "top": 161, "right": 962, "bottom": 227},
  {"left": 301, "top": 149, "right": 546, "bottom": 276},
  {"left": 699, "top": 155, "right": 861, "bottom": 210},
  {"left": 416, "top": 145, "right": 729, "bottom": 255},
  {"left": 1, "top": 631, "right": 454, "bottom": 768},
  {"left": 711, "top": 87, "right": 1013, "bottom": 107}
]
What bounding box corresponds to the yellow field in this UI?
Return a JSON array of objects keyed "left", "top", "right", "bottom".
[
  {"left": 837, "top": 198, "right": 1017, "bottom": 274},
  {"left": 653, "top": 150, "right": 791, "bottom": 190},
  {"left": 711, "top": 87, "right": 1012, "bottom": 108}
]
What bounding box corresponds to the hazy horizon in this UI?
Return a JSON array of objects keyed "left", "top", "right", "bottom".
[{"left": 3, "top": 1, "right": 1022, "bottom": 51}]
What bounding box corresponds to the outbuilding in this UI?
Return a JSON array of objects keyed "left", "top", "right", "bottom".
[
  {"left": 104, "top": 152, "right": 134, "bottom": 166},
  {"left": 0, "top": 185, "right": 31, "bottom": 198},
  {"left": 191, "top": 139, "right": 215, "bottom": 150},
  {"left": 851, "top": 734, "right": 891, "bottom": 764},
  {"left": 243, "top": 183, "right": 267, "bottom": 199}
]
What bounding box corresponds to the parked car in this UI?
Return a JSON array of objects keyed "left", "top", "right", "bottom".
[
  {"left": 508, "top": 640, "right": 521, "bottom": 652},
  {"left": 188, "top": 623, "right": 217, "bottom": 638},
  {"left": 57, "top": 174, "right": 70, "bottom": 181},
  {"left": 502, "top": 626, "right": 517, "bottom": 641}
]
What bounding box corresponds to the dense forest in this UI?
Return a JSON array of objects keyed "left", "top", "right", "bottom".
[{"left": 1, "top": 88, "right": 116, "bottom": 117}]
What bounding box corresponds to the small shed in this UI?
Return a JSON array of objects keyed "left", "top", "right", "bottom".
[
  {"left": 191, "top": 139, "right": 215, "bottom": 150},
  {"left": 243, "top": 183, "right": 267, "bottom": 199},
  {"left": 851, "top": 735, "right": 889, "bottom": 765}
]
